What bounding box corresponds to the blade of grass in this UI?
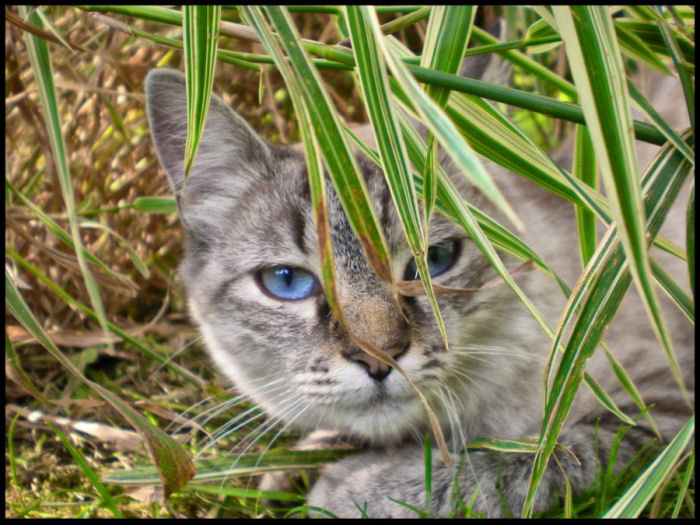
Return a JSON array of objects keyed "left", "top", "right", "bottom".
[
  {"left": 6, "top": 270, "right": 195, "bottom": 499},
  {"left": 47, "top": 421, "right": 123, "bottom": 517},
  {"left": 626, "top": 80, "right": 694, "bottom": 166},
  {"left": 182, "top": 6, "right": 221, "bottom": 186},
  {"left": 419, "top": 5, "right": 475, "bottom": 235},
  {"left": 603, "top": 415, "right": 694, "bottom": 518},
  {"left": 523, "top": 131, "right": 693, "bottom": 517},
  {"left": 379, "top": 36, "right": 523, "bottom": 232},
  {"left": 572, "top": 125, "right": 598, "bottom": 268},
  {"left": 6, "top": 247, "right": 202, "bottom": 386},
  {"left": 248, "top": 5, "right": 394, "bottom": 284},
  {"left": 20, "top": 5, "right": 114, "bottom": 356},
  {"left": 346, "top": 5, "right": 449, "bottom": 348},
  {"left": 687, "top": 180, "right": 694, "bottom": 294},
  {"left": 243, "top": 3, "right": 344, "bottom": 343},
  {"left": 554, "top": 5, "right": 685, "bottom": 403}
]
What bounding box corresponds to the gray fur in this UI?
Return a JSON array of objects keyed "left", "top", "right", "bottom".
[{"left": 145, "top": 60, "right": 693, "bottom": 517}]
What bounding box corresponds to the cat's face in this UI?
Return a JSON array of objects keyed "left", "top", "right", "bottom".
[{"left": 146, "top": 70, "right": 527, "bottom": 444}]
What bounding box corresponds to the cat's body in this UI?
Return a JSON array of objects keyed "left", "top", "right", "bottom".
[{"left": 145, "top": 54, "right": 693, "bottom": 516}]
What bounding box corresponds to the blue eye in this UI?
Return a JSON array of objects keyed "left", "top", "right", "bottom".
[
  {"left": 258, "top": 266, "right": 318, "bottom": 300},
  {"left": 404, "top": 240, "right": 460, "bottom": 280}
]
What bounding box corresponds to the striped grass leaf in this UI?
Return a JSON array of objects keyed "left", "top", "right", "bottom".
[
  {"left": 553, "top": 5, "right": 681, "bottom": 405},
  {"left": 470, "top": 24, "right": 577, "bottom": 99},
  {"left": 6, "top": 270, "right": 195, "bottom": 499},
  {"left": 651, "top": 257, "right": 694, "bottom": 323},
  {"left": 47, "top": 422, "right": 123, "bottom": 517},
  {"left": 626, "top": 80, "right": 694, "bottom": 165},
  {"left": 603, "top": 414, "right": 694, "bottom": 518},
  {"left": 380, "top": 35, "right": 523, "bottom": 232},
  {"left": 102, "top": 448, "right": 354, "bottom": 485},
  {"left": 395, "top": 111, "right": 560, "bottom": 352},
  {"left": 572, "top": 125, "right": 598, "bottom": 268},
  {"left": 250, "top": 6, "right": 394, "bottom": 285},
  {"left": 347, "top": 6, "right": 448, "bottom": 348},
  {"left": 656, "top": 9, "right": 695, "bottom": 139},
  {"left": 615, "top": 19, "right": 695, "bottom": 64},
  {"left": 182, "top": 6, "right": 221, "bottom": 184},
  {"left": 523, "top": 133, "right": 693, "bottom": 517},
  {"left": 287, "top": 24, "right": 667, "bottom": 147},
  {"left": 687, "top": 180, "right": 695, "bottom": 294},
  {"left": 19, "top": 5, "right": 114, "bottom": 355},
  {"left": 582, "top": 372, "right": 636, "bottom": 426},
  {"left": 344, "top": 124, "right": 556, "bottom": 279},
  {"left": 523, "top": 19, "right": 562, "bottom": 54},
  {"left": 240, "top": 7, "right": 343, "bottom": 332},
  {"left": 602, "top": 345, "right": 662, "bottom": 439},
  {"left": 183, "top": 484, "right": 304, "bottom": 503},
  {"left": 346, "top": 6, "right": 449, "bottom": 349},
  {"left": 420, "top": 6, "right": 475, "bottom": 109},
  {"left": 671, "top": 443, "right": 694, "bottom": 518},
  {"left": 395, "top": 112, "right": 563, "bottom": 287},
  {"left": 614, "top": 22, "right": 671, "bottom": 74},
  {"left": 419, "top": 6, "right": 475, "bottom": 233},
  {"left": 441, "top": 89, "right": 611, "bottom": 219},
  {"left": 7, "top": 247, "right": 202, "bottom": 386}
]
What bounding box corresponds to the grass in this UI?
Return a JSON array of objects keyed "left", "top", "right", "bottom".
[{"left": 5, "top": 5, "right": 694, "bottom": 518}]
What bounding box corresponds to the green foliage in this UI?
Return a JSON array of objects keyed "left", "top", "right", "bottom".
[{"left": 5, "top": 5, "right": 694, "bottom": 519}]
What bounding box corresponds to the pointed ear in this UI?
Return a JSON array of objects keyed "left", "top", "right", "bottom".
[{"left": 145, "top": 69, "right": 271, "bottom": 234}]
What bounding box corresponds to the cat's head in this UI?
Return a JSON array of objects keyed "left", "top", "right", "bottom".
[{"left": 145, "top": 68, "right": 527, "bottom": 445}]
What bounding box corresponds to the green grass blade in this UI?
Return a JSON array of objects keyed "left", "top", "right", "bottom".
[
  {"left": 671, "top": 443, "right": 694, "bottom": 518},
  {"left": 554, "top": 5, "right": 683, "bottom": 405},
  {"left": 626, "top": 80, "right": 694, "bottom": 165},
  {"left": 582, "top": 373, "right": 636, "bottom": 426},
  {"left": 614, "top": 22, "right": 671, "bottom": 74},
  {"left": 602, "top": 344, "right": 661, "bottom": 439},
  {"left": 419, "top": 6, "right": 475, "bottom": 236},
  {"left": 523, "top": 132, "right": 693, "bottom": 517},
  {"left": 47, "top": 422, "right": 123, "bottom": 517},
  {"left": 20, "top": 5, "right": 114, "bottom": 355},
  {"left": 131, "top": 196, "right": 177, "bottom": 214},
  {"left": 247, "top": 6, "right": 394, "bottom": 284},
  {"left": 346, "top": 6, "right": 449, "bottom": 348},
  {"left": 687, "top": 180, "right": 695, "bottom": 294},
  {"left": 572, "top": 125, "right": 598, "bottom": 268},
  {"left": 182, "top": 6, "right": 221, "bottom": 183},
  {"left": 420, "top": 6, "right": 475, "bottom": 108},
  {"left": 381, "top": 35, "right": 523, "bottom": 231},
  {"left": 651, "top": 257, "right": 694, "bottom": 323},
  {"left": 603, "top": 415, "right": 694, "bottom": 518},
  {"left": 102, "top": 448, "right": 354, "bottom": 485},
  {"left": 242, "top": 6, "right": 343, "bottom": 333},
  {"left": 7, "top": 247, "right": 202, "bottom": 386},
  {"left": 6, "top": 270, "right": 195, "bottom": 498},
  {"left": 656, "top": 8, "right": 695, "bottom": 138},
  {"left": 6, "top": 178, "right": 135, "bottom": 285}
]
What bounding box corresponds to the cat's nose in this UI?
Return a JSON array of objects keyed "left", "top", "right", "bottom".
[{"left": 344, "top": 342, "right": 409, "bottom": 382}]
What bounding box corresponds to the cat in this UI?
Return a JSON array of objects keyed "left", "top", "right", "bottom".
[{"left": 144, "top": 46, "right": 694, "bottom": 517}]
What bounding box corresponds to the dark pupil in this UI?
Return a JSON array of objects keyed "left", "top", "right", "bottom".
[
  {"left": 277, "top": 267, "right": 293, "bottom": 287},
  {"left": 429, "top": 246, "right": 444, "bottom": 264}
]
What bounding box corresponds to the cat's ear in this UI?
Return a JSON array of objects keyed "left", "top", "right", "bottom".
[{"left": 145, "top": 68, "right": 271, "bottom": 232}]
